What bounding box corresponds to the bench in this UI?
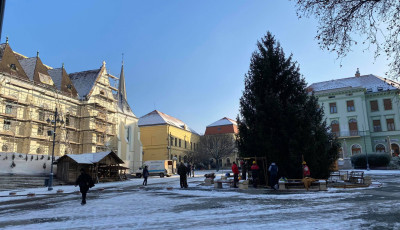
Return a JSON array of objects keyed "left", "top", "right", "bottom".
[
  {"left": 348, "top": 171, "right": 364, "bottom": 184},
  {"left": 329, "top": 171, "right": 349, "bottom": 182},
  {"left": 279, "top": 179, "right": 327, "bottom": 191},
  {"left": 214, "top": 180, "right": 233, "bottom": 189}
]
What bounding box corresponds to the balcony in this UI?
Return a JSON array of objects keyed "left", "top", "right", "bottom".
[{"left": 332, "top": 130, "right": 367, "bottom": 138}]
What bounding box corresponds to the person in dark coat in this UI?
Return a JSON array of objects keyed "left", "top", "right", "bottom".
[
  {"left": 268, "top": 162, "right": 278, "bottom": 190},
  {"left": 251, "top": 161, "right": 259, "bottom": 188},
  {"left": 75, "top": 168, "right": 94, "bottom": 205},
  {"left": 143, "top": 165, "right": 149, "bottom": 186},
  {"left": 178, "top": 162, "right": 188, "bottom": 188},
  {"left": 231, "top": 162, "right": 239, "bottom": 188}
]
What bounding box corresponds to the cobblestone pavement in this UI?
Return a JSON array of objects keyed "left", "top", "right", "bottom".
[{"left": 0, "top": 171, "right": 400, "bottom": 229}]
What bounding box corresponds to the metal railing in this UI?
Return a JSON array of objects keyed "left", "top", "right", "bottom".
[{"left": 332, "top": 130, "right": 368, "bottom": 137}]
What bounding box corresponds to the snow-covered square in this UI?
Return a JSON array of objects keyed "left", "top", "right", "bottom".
[{"left": 1, "top": 170, "right": 400, "bottom": 229}]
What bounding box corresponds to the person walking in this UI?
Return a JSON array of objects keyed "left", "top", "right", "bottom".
[
  {"left": 178, "top": 162, "right": 188, "bottom": 188},
  {"left": 231, "top": 162, "right": 239, "bottom": 188},
  {"left": 143, "top": 165, "right": 149, "bottom": 186},
  {"left": 75, "top": 168, "right": 94, "bottom": 205},
  {"left": 268, "top": 162, "right": 278, "bottom": 190},
  {"left": 303, "top": 161, "right": 311, "bottom": 178},
  {"left": 251, "top": 161, "right": 260, "bottom": 188}
]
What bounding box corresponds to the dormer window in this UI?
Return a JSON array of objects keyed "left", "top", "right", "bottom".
[{"left": 10, "top": 64, "right": 16, "bottom": 70}]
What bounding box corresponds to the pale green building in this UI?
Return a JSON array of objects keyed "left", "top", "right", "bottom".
[{"left": 309, "top": 70, "right": 400, "bottom": 168}]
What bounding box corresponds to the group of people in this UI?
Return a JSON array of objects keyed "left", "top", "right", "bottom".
[
  {"left": 231, "top": 160, "right": 311, "bottom": 189},
  {"left": 75, "top": 160, "right": 312, "bottom": 205},
  {"left": 231, "top": 161, "right": 260, "bottom": 188}
]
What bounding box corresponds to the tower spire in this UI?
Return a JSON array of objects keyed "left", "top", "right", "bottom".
[{"left": 118, "top": 60, "right": 127, "bottom": 103}]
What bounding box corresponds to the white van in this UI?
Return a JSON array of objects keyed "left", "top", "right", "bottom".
[{"left": 135, "top": 160, "right": 173, "bottom": 178}]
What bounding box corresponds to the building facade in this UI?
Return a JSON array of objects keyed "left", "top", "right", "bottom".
[
  {"left": 0, "top": 42, "right": 142, "bottom": 173},
  {"left": 309, "top": 70, "right": 400, "bottom": 167},
  {"left": 204, "top": 117, "right": 238, "bottom": 168},
  {"left": 138, "top": 110, "right": 200, "bottom": 164}
]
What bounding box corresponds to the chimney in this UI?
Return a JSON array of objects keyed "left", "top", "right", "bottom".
[{"left": 355, "top": 68, "right": 360, "bottom": 77}]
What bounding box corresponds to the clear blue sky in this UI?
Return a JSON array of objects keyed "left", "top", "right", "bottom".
[{"left": 2, "top": 0, "right": 389, "bottom": 134}]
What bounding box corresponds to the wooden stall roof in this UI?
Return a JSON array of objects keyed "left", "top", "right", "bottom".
[{"left": 56, "top": 151, "right": 124, "bottom": 165}]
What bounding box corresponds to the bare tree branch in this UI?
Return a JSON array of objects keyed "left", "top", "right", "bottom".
[{"left": 294, "top": 0, "right": 400, "bottom": 78}]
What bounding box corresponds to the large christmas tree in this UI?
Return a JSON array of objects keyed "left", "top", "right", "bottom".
[{"left": 237, "top": 32, "right": 339, "bottom": 179}]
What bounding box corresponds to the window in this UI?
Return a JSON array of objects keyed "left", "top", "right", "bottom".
[
  {"left": 175, "top": 138, "right": 177, "bottom": 146},
  {"left": 387, "top": 119, "right": 395, "bottom": 131},
  {"left": 38, "top": 110, "right": 45, "bottom": 121},
  {"left": 2, "top": 145, "right": 8, "bottom": 152},
  {"left": 170, "top": 136, "right": 174, "bottom": 146},
  {"left": 370, "top": 100, "right": 378, "bottom": 112},
  {"left": 351, "top": 144, "right": 362, "bottom": 155},
  {"left": 65, "top": 115, "right": 70, "bottom": 126},
  {"left": 179, "top": 139, "right": 181, "bottom": 147},
  {"left": 375, "top": 144, "right": 386, "bottom": 153},
  {"left": 347, "top": 100, "right": 355, "bottom": 112},
  {"left": 10, "top": 64, "right": 16, "bottom": 70},
  {"left": 330, "top": 120, "right": 340, "bottom": 137},
  {"left": 125, "top": 126, "right": 131, "bottom": 142},
  {"left": 185, "top": 141, "right": 187, "bottom": 149},
  {"left": 193, "top": 143, "right": 196, "bottom": 151},
  {"left": 5, "top": 104, "right": 12, "bottom": 114},
  {"left": 3, "top": 120, "right": 11, "bottom": 130},
  {"left": 348, "top": 119, "right": 358, "bottom": 136},
  {"left": 373, "top": 120, "right": 382, "bottom": 132},
  {"left": 383, "top": 99, "right": 392, "bottom": 110},
  {"left": 329, "top": 103, "right": 337, "bottom": 114},
  {"left": 100, "top": 90, "right": 105, "bottom": 96},
  {"left": 37, "top": 124, "right": 44, "bottom": 136},
  {"left": 97, "top": 134, "right": 104, "bottom": 143},
  {"left": 191, "top": 142, "right": 192, "bottom": 150}
]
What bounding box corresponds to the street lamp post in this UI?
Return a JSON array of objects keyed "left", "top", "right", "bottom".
[
  {"left": 46, "top": 108, "right": 64, "bottom": 191},
  {"left": 362, "top": 130, "right": 370, "bottom": 171}
]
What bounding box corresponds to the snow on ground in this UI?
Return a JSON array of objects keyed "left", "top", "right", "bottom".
[{"left": 1, "top": 170, "right": 400, "bottom": 229}]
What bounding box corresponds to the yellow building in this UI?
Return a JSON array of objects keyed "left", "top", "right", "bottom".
[
  {"left": 139, "top": 110, "right": 200, "bottom": 164},
  {"left": 0, "top": 41, "right": 142, "bottom": 173}
]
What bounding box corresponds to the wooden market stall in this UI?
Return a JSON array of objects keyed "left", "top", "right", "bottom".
[{"left": 56, "top": 151, "right": 125, "bottom": 184}]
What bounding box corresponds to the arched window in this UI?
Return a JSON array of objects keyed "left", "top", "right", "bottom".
[
  {"left": 126, "top": 126, "right": 130, "bottom": 142},
  {"left": 348, "top": 119, "right": 358, "bottom": 136},
  {"left": 226, "top": 157, "right": 231, "bottom": 166},
  {"left": 375, "top": 144, "right": 386, "bottom": 153},
  {"left": 391, "top": 143, "right": 400, "bottom": 156},
  {"left": 2, "top": 145, "right": 8, "bottom": 152},
  {"left": 351, "top": 144, "right": 362, "bottom": 155},
  {"left": 331, "top": 120, "right": 340, "bottom": 137}
]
